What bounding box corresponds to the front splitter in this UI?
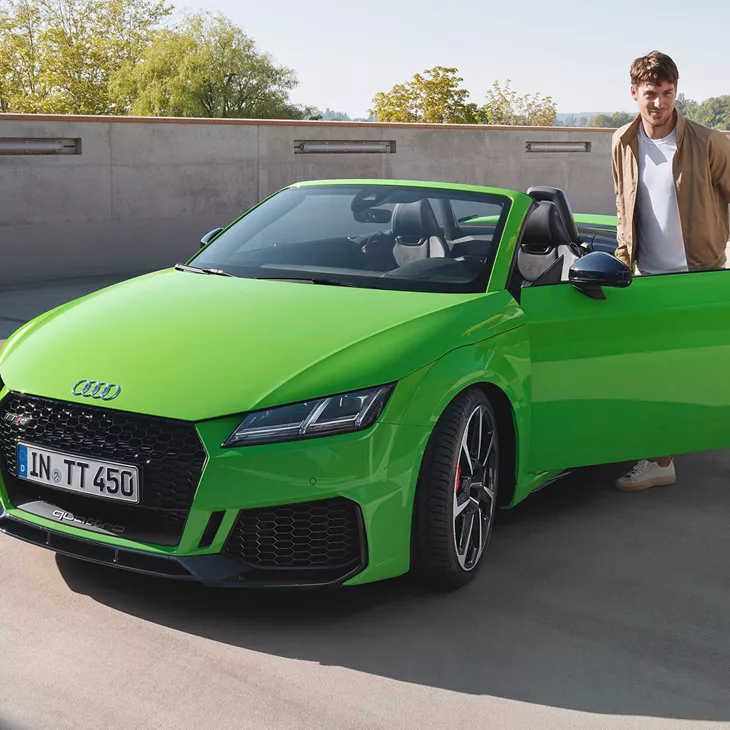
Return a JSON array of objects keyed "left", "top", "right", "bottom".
[{"left": 0, "top": 511, "right": 364, "bottom": 588}]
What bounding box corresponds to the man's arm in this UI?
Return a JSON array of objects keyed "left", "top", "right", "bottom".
[
  {"left": 709, "top": 131, "right": 730, "bottom": 204},
  {"left": 611, "top": 136, "right": 631, "bottom": 267}
]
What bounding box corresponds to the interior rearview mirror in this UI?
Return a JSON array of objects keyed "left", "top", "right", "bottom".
[
  {"left": 569, "top": 251, "right": 632, "bottom": 299},
  {"left": 352, "top": 208, "right": 392, "bottom": 224},
  {"left": 200, "top": 227, "right": 224, "bottom": 249}
]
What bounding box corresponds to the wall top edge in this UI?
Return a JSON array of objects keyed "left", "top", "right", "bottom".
[{"left": 0, "top": 112, "right": 626, "bottom": 133}]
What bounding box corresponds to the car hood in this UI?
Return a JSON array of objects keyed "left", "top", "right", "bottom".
[{"left": 0, "top": 270, "right": 520, "bottom": 421}]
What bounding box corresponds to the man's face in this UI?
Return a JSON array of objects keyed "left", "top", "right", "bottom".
[{"left": 631, "top": 80, "right": 677, "bottom": 131}]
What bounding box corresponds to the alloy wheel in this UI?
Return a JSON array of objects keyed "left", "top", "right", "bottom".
[{"left": 452, "top": 404, "right": 498, "bottom": 571}]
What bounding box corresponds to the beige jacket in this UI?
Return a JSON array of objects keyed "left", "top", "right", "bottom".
[{"left": 611, "top": 111, "right": 730, "bottom": 271}]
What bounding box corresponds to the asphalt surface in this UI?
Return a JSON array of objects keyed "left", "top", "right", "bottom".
[
  {"left": 0, "top": 274, "right": 135, "bottom": 340},
  {"left": 1, "top": 452, "right": 729, "bottom": 729}
]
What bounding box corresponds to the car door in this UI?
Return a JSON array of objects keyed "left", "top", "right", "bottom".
[{"left": 518, "top": 268, "right": 730, "bottom": 473}]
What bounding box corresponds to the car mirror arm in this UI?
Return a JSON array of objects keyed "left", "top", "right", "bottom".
[{"left": 568, "top": 251, "right": 632, "bottom": 299}]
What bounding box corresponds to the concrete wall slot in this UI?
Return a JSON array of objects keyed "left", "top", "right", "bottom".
[
  {"left": 526, "top": 141, "right": 591, "bottom": 153},
  {"left": 0, "top": 138, "right": 81, "bottom": 155},
  {"left": 294, "top": 140, "right": 396, "bottom": 154}
]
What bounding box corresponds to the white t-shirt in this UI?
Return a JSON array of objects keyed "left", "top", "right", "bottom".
[{"left": 635, "top": 124, "right": 688, "bottom": 275}]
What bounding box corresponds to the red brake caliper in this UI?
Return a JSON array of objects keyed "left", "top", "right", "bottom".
[{"left": 455, "top": 464, "right": 462, "bottom": 494}]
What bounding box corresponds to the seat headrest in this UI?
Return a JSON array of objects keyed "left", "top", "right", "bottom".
[
  {"left": 526, "top": 186, "right": 580, "bottom": 243},
  {"left": 521, "top": 201, "right": 573, "bottom": 250},
  {"left": 391, "top": 199, "right": 442, "bottom": 241}
]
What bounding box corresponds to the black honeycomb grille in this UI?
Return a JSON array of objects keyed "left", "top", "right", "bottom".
[
  {"left": 0, "top": 393, "right": 207, "bottom": 545},
  {"left": 224, "top": 498, "right": 364, "bottom": 571}
]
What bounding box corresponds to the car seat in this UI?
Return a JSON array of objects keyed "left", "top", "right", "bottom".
[
  {"left": 391, "top": 199, "right": 449, "bottom": 266},
  {"left": 517, "top": 187, "right": 583, "bottom": 285}
]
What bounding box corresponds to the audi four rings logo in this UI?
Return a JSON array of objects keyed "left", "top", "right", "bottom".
[{"left": 72, "top": 380, "right": 121, "bottom": 401}]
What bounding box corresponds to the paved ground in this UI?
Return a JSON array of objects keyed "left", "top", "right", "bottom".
[
  {"left": 0, "top": 273, "right": 137, "bottom": 340},
  {"left": 1, "top": 454, "right": 729, "bottom": 729}
]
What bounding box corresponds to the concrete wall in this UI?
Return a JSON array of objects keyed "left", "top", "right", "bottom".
[{"left": 0, "top": 113, "right": 633, "bottom": 285}]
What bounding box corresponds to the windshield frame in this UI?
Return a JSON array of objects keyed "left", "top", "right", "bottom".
[{"left": 188, "top": 182, "right": 513, "bottom": 294}]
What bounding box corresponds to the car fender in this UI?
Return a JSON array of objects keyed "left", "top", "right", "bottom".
[{"left": 393, "top": 325, "right": 532, "bottom": 502}]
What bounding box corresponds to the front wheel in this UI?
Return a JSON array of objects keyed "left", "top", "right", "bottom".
[{"left": 411, "top": 388, "right": 500, "bottom": 591}]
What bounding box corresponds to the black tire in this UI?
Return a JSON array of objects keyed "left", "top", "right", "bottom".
[{"left": 411, "top": 388, "right": 500, "bottom": 591}]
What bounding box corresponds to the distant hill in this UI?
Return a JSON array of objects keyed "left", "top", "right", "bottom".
[
  {"left": 316, "top": 108, "right": 376, "bottom": 122},
  {"left": 320, "top": 108, "right": 352, "bottom": 121},
  {"left": 553, "top": 112, "right": 599, "bottom": 127},
  {"left": 554, "top": 111, "right": 637, "bottom": 127}
]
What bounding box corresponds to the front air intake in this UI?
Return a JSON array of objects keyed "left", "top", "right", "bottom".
[{"left": 223, "top": 497, "right": 366, "bottom": 582}]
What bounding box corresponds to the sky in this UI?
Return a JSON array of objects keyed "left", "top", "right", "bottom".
[{"left": 179, "top": 0, "right": 729, "bottom": 119}]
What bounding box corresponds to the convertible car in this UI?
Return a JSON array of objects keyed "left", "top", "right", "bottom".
[{"left": 1, "top": 179, "right": 727, "bottom": 591}]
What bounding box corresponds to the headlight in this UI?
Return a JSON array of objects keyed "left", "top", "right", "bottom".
[{"left": 222, "top": 383, "right": 396, "bottom": 447}]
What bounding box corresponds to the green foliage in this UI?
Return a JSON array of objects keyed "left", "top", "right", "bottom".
[
  {"left": 691, "top": 95, "right": 730, "bottom": 131},
  {"left": 482, "top": 79, "right": 556, "bottom": 126},
  {"left": 0, "top": 3, "right": 309, "bottom": 119},
  {"left": 675, "top": 92, "right": 699, "bottom": 119},
  {"left": 370, "top": 69, "right": 555, "bottom": 126},
  {"left": 110, "top": 12, "right": 307, "bottom": 119},
  {"left": 0, "top": 0, "right": 172, "bottom": 114},
  {"left": 590, "top": 111, "right": 635, "bottom": 128},
  {"left": 370, "top": 66, "right": 480, "bottom": 124},
  {"left": 675, "top": 93, "right": 730, "bottom": 130}
]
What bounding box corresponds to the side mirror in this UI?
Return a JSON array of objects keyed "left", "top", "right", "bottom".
[
  {"left": 200, "top": 227, "right": 224, "bottom": 249},
  {"left": 569, "top": 251, "right": 632, "bottom": 299}
]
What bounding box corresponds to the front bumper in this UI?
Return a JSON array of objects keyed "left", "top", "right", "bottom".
[
  {"left": 0, "top": 510, "right": 366, "bottom": 587},
  {"left": 0, "top": 389, "right": 430, "bottom": 587}
]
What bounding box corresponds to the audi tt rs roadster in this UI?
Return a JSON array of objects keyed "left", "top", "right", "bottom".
[{"left": 2, "top": 179, "right": 728, "bottom": 591}]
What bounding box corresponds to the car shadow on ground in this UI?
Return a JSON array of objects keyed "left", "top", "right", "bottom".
[{"left": 57, "top": 452, "right": 730, "bottom": 721}]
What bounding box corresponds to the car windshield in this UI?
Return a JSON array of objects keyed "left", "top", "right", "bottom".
[{"left": 191, "top": 184, "right": 511, "bottom": 293}]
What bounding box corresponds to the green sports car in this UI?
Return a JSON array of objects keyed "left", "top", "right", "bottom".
[{"left": 1, "top": 179, "right": 727, "bottom": 591}]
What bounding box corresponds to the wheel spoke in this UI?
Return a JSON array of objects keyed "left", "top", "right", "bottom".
[
  {"left": 476, "top": 509, "right": 484, "bottom": 555},
  {"left": 458, "top": 510, "right": 475, "bottom": 556},
  {"left": 454, "top": 493, "right": 471, "bottom": 517},
  {"left": 477, "top": 483, "right": 496, "bottom": 504},
  {"left": 462, "top": 406, "right": 485, "bottom": 476},
  {"left": 474, "top": 406, "right": 484, "bottom": 464},
  {"left": 481, "top": 430, "right": 495, "bottom": 468},
  {"left": 460, "top": 433, "right": 474, "bottom": 476}
]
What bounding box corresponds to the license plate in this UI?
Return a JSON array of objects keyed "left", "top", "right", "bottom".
[{"left": 16, "top": 442, "right": 140, "bottom": 504}]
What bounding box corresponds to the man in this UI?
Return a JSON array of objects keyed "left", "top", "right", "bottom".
[{"left": 612, "top": 50, "right": 730, "bottom": 491}]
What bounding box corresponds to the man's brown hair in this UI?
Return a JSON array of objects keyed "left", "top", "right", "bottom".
[{"left": 630, "top": 51, "right": 680, "bottom": 88}]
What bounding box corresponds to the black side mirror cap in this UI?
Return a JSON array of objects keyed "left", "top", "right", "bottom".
[
  {"left": 569, "top": 251, "right": 632, "bottom": 299},
  {"left": 200, "top": 227, "right": 225, "bottom": 249}
]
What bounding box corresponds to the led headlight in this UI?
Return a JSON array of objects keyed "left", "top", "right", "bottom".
[{"left": 223, "top": 383, "right": 396, "bottom": 447}]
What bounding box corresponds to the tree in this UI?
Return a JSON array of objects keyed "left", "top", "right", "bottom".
[
  {"left": 370, "top": 66, "right": 480, "bottom": 124},
  {"left": 482, "top": 80, "right": 557, "bottom": 126},
  {"left": 0, "top": 0, "right": 172, "bottom": 114},
  {"left": 675, "top": 92, "right": 700, "bottom": 120},
  {"left": 110, "top": 13, "right": 308, "bottom": 119},
  {"left": 589, "top": 111, "right": 635, "bottom": 128},
  {"left": 0, "top": 0, "right": 42, "bottom": 112},
  {"left": 668, "top": 92, "right": 730, "bottom": 129},
  {"left": 693, "top": 95, "right": 730, "bottom": 131},
  {"left": 370, "top": 70, "right": 556, "bottom": 126}
]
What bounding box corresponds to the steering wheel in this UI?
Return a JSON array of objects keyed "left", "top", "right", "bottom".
[{"left": 358, "top": 229, "right": 398, "bottom": 270}]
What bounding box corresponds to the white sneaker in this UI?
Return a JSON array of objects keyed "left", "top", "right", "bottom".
[{"left": 615, "top": 459, "right": 676, "bottom": 491}]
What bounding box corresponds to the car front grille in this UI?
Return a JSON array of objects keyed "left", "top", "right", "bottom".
[
  {"left": 0, "top": 393, "right": 207, "bottom": 545},
  {"left": 223, "top": 497, "right": 365, "bottom": 581}
]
